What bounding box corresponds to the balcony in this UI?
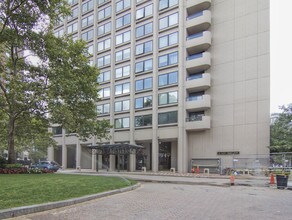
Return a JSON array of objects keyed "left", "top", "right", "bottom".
[
  {"left": 185, "top": 116, "right": 211, "bottom": 131},
  {"left": 186, "top": 31, "right": 211, "bottom": 54},
  {"left": 185, "top": 94, "right": 211, "bottom": 111},
  {"left": 186, "top": 52, "right": 211, "bottom": 73},
  {"left": 186, "top": 73, "right": 211, "bottom": 93},
  {"left": 186, "top": 10, "right": 211, "bottom": 35},
  {"left": 187, "top": 0, "right": 211, "bottom": 15}
]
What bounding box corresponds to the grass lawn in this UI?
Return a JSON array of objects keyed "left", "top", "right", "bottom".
[{"left": 0, "top": 174, "right": 136, "bottom": 210}]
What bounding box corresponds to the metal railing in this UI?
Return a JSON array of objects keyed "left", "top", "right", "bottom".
[
  {"left": 186, "top": 32, "right": 203, "bottom": 40},
  {"left": 186, "top": 52, "right": 203, "bottom": 61},
  {"left": 186, "top": 11, "right": 203, "bottom": 20},
  {"left": 186, "top": 115, "right": 203, "bottom": 122},
  {"left": 186, "top": 95, "right": 203, "bottom": 101}
]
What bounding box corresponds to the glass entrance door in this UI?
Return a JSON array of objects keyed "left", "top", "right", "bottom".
[{"left": 159, "top": 142, "right": 171, "bottom": 170}]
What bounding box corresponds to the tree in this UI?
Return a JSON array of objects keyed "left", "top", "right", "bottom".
[
  {"left": 0, "top": 1, "right": 110, "bottom": 163},
  {"left": 270, "top": 104, "right": 292, "bottom": 152}
]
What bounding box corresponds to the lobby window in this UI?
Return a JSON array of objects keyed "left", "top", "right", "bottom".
[
  {"left": 68, "top": 0, "right": 78, "bottom": 5},
  {"left": 98, "top": 87, "right": 110, "bottom": 98},
  {"left": 158, "top": 91, "right": 178, "bottom": 105},
  {"left": 115, "top": 100, "right": 130, "bottom": 112},
  {"left": 158, "top": 71, "right": 178, "bottom": 87},
  {"left": 97, "top": 103, "right": 110, "bottom": 114},
  {"left": 136, "top": 22, "right": 153, "bottom": 38},
  {"left": 159, "top": 12, "right": 178, "bottom": 30},
  {"left": 115, "top": 82, "right": 130, "bottom": 95},
  {"left": 87, "top": 45, "right": 94, "bottom": 56},
  {"left": 135, "top": 59, "right": 153, "bottom": 73},
  {"left": 158, "top": 111, "right": 178, "bottom": 125},
  {"left": 97, "top": 0, "right": 109, "bottom": 5},
  {"left": 97, "top": 70, "right": 111, "bottom": 83},
  {"left": 135, "top": 77, "right": 152, "bottom": 92},
  {"left": 159, "top": 32, "right": 178, "bottom": 49},
  {"left": 98, "top": 6, "right": 112, "bottom": 20},
  {"left": 67, "top": 22, "right": 78, "bottom": 34},
  {"left": 135, "top": 115, "right": 152, "bottom": 127},
  {"left": 136, "top": 40, "right": 153, "bottom": 55},
  {"left": 54, "top": 29, "right": 64, "bottom": 38},
  {"left": 116, "top": 30, "right": 131, "bottom": 45},
  {"left": 97, "top": 54, "right": 111, "bottom": 67},
  {"left": 68, "top": 7, "right": 78, "bottom": 20},
  {"left": 115, "top": 48, "right": 130, "bottom": 62},
  {"left": 136, "top": 4, "right": 153, "bottom": 20},
  {"left": 115, "top": 65, "right": 130, "bottom": 79},
  {"left": 97, "top": 38, "right": 111, "bottom": 52},
  {"left": 159, "top": 0, "right": 178, "bottom": 11},
  {"left": 135, "top": 96, "right": 152, "bottom": 109},
  {"left": 97, "top": 22, "right": 111, "bottom": 36},
  {"left": 116, "top": 0, "right": 131, "bottom": 13},
  {"left": 115, "top": 117, "right": 130, "bottom": 129},
  {"left": 116, "top": 13, "right": 131, "bottom": 29},
  {"left": 81, "top": 14, "right": 94, "bottom": 28},
  {"left": 158, "top": 51, "right": 178, "bottom": 68},
  {"left": 81, "top": 29, "right": 93, "bottom": 41},
  {"left": 82, "top": 0, "right": 93, "bottom": 14}
]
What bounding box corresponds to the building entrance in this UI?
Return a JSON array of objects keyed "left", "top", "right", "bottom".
[{"left": 159, "top": 142, "right": 171, "bottom": 170}]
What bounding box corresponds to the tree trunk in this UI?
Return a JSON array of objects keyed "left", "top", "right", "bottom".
[{"left": 8, "top": 116, "right": 16, "bottom": 164}]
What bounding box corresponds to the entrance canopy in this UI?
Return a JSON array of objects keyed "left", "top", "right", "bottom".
[{"left": 87, "top": 143, "right": 144, "bottom": 156}]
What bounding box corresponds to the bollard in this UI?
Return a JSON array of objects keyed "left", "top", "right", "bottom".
[{"left": 270, "top": 173, "right": 275, "bottom": 185}]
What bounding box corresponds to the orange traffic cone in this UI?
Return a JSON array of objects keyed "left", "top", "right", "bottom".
[
  {"left": 270, "top": 173, "right": 275, "bottom": 185},
  {"left": 230, "top": 175, "right": 235, "bottom": 186},
  {"left": 196, "top": 166, "right": 200, "bottom": 174}
]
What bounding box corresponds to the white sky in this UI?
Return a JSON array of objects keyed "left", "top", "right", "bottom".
[{"left": 270, "top": 0, "right": 292, "bottom": 113}]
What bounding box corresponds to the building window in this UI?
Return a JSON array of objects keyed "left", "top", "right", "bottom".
[
  {"left": 52, "top": 126, "right": 62, "bottom": 135},
  {"left": 116, "top": 0, "right": 131, "bottom": 12},
  {"left": 97, "top": 70, "right": 111, "bottom": 83},
  {"left": 116, "top": 13, "right": 131, "bottom": 29},
  {"left": 82, "top": 0, "right": 93, "bottom": 14},
  {"left": 97, "top": 22, "right": 111, "bottom": 36},
  {"left": 136, "top": 40, "right": 153, "bottom": 55},
  {"left": 115, "top": 48, "right": 130, "bottom": 62},
  {"left": 67, "top": 22, "right": 78, "bottom": 34},
  {"left": 81, "top": 29, "right": 93, "bottom": 41},
  {"left": 135, "top": 77, "right": 152, "bottom": 91},
  {"left": 158, "top": 91, "right": 178, "bottom": 105},
  {"left": 135, "top": 59, "right": 153, "bottom": 73},
  {"left": 158, "top": 71, "right": 178, "bottom": 87},
  {"left": 98, "top": 6, "right": 112, "bottom": 20},
  {"left": 97, "top": 103, "right": 110, "bottom": 114},
  {"left": 115, "top": 82, "right": 130, "bottom": 95},
  {"left": 68, "top": 0, "right": 78, "bottom": 5},
  {"left": 158, "top": 111, "right": 178, "bottom": 125},
  {"left": 97, "top": 38, "right": 111, "bottom": 52},
  {"left": 97, "top": 0, "right": 109, "bottom": 5},
  {"left": 54, "top": 29, "right": 64, "bottom": 38},
  {"left": 115, "top": 117, "right": 130, "bottom": 129},
  {"left": 98, "top": 87, "right": 110, "bottom": 98},
  {"left": 135, "top": 96, "right": 152, "bottom": 109},
  {"left": 159, "top": 0, "right": 178, "bottom": 11},
  {"left": 97, "top": 54, "right": 111, "bottom": 67},
  {"left": 68, "top": 7, "right": 78, "bottom": 20},
  {"left": 159, "top": 32, "right": 178, "bottom": 49},
  {"left": 116, "top": 30, "right": 131, "bottom": 45},
  {"left": 159, "top": 12, "right": 178, "bottom": 30},
  {"left": 158, "top": 51, "right": 178, "bottom": 68},
  {"left": 115, "top": 100, "right": 130, "bottom": 112},
  {"left": 87, "top": 45, "right": 94, "bottom": 56},
  {"left": 81, "top": 15, "right": 94, "bottom": 28},
  {"left": 135, "top": 115, "right": 152, "bottom": 127},
  {"left": 136, "top": 22, "right": 153, "bottom": 38},
  {"left": 115, "top": 65, "right": 130, "bottom": 79},
  {"left": 136, "top": 4, "right": 153, "bottom": 20}
]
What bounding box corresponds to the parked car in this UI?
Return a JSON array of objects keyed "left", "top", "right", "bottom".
[{"left": 31, "top": 161, "right": 61, "bottom": 172}]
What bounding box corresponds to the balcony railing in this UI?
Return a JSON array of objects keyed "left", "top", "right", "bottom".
[
  {"left": 186, "top": 115, "right": 203, "bottom": 122},
  {"left": 186, "top": 32, "right": 203, "bottom": 40},
  {"left": 187, "top": 11, "right": 203, "bottom": 20},
  {"left": 186, "top": 73, "right": 203, "bottom": 81},
  {"left": 187, "top": 53, "right": 203, "bottom": 61},
  {"left": 186, "top": 95, "right": 203, "bottom": 101}
]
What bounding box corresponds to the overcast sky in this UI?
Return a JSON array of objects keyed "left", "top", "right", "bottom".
[{"left": 270, "top": 0, "right": 292, "bottom": 113}]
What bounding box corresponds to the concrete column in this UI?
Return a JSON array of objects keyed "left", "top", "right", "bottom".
[
  {"left": 129, "top": 152, "right": 136, "bottom": 172},
  {"left": 61, "top": 129, "right": 67, "bottom": 169},
  {"left": 91, "top": 149, "right": 96, "bottom": 171},
  {"left": 76, "top": 139, "right": 81, "bottom": 169},
  {"left": 47, "top": 146, "right": 54, "bottom": 161},
  {"left": 98, "top": 155, "right": 103, "bottom": 170},
  {"left": 109, "top": 155, "right": 116, "bottom": 171}
]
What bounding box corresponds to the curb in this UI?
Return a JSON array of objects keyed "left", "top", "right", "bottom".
[{"left": 0, "top": 183, "right": 140, "bottom": 219}]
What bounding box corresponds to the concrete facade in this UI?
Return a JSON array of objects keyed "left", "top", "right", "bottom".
[{"left": 49, "top": 0, "right": 270, "bottom": 173}]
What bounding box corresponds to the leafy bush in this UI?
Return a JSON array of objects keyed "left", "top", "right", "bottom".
[
  {"left": 0, "top": 157, "right": 7, "bottom": 168},
  {"left": 6, "top": 163, "right": 23, "bottom": 168}
]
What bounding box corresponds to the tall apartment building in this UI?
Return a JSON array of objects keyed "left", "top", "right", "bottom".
[{"left": 49, "top": 0, "right": 270, "bottom": 173}]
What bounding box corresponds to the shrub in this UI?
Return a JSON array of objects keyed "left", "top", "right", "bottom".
[
  {"left": 6, "top": 163, "right": 23, "bottom": 168},
  {"left": 0, "top": 156, "right": 6, "bottom": 168}
]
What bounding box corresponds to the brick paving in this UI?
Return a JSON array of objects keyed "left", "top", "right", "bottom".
[{"left": 11, "top": 182, "right": 292, "bottom": 220}]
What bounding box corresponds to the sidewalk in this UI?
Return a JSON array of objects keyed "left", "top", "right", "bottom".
[{"left": 59, "top": 169, "right": 275, "bottom": 188}]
